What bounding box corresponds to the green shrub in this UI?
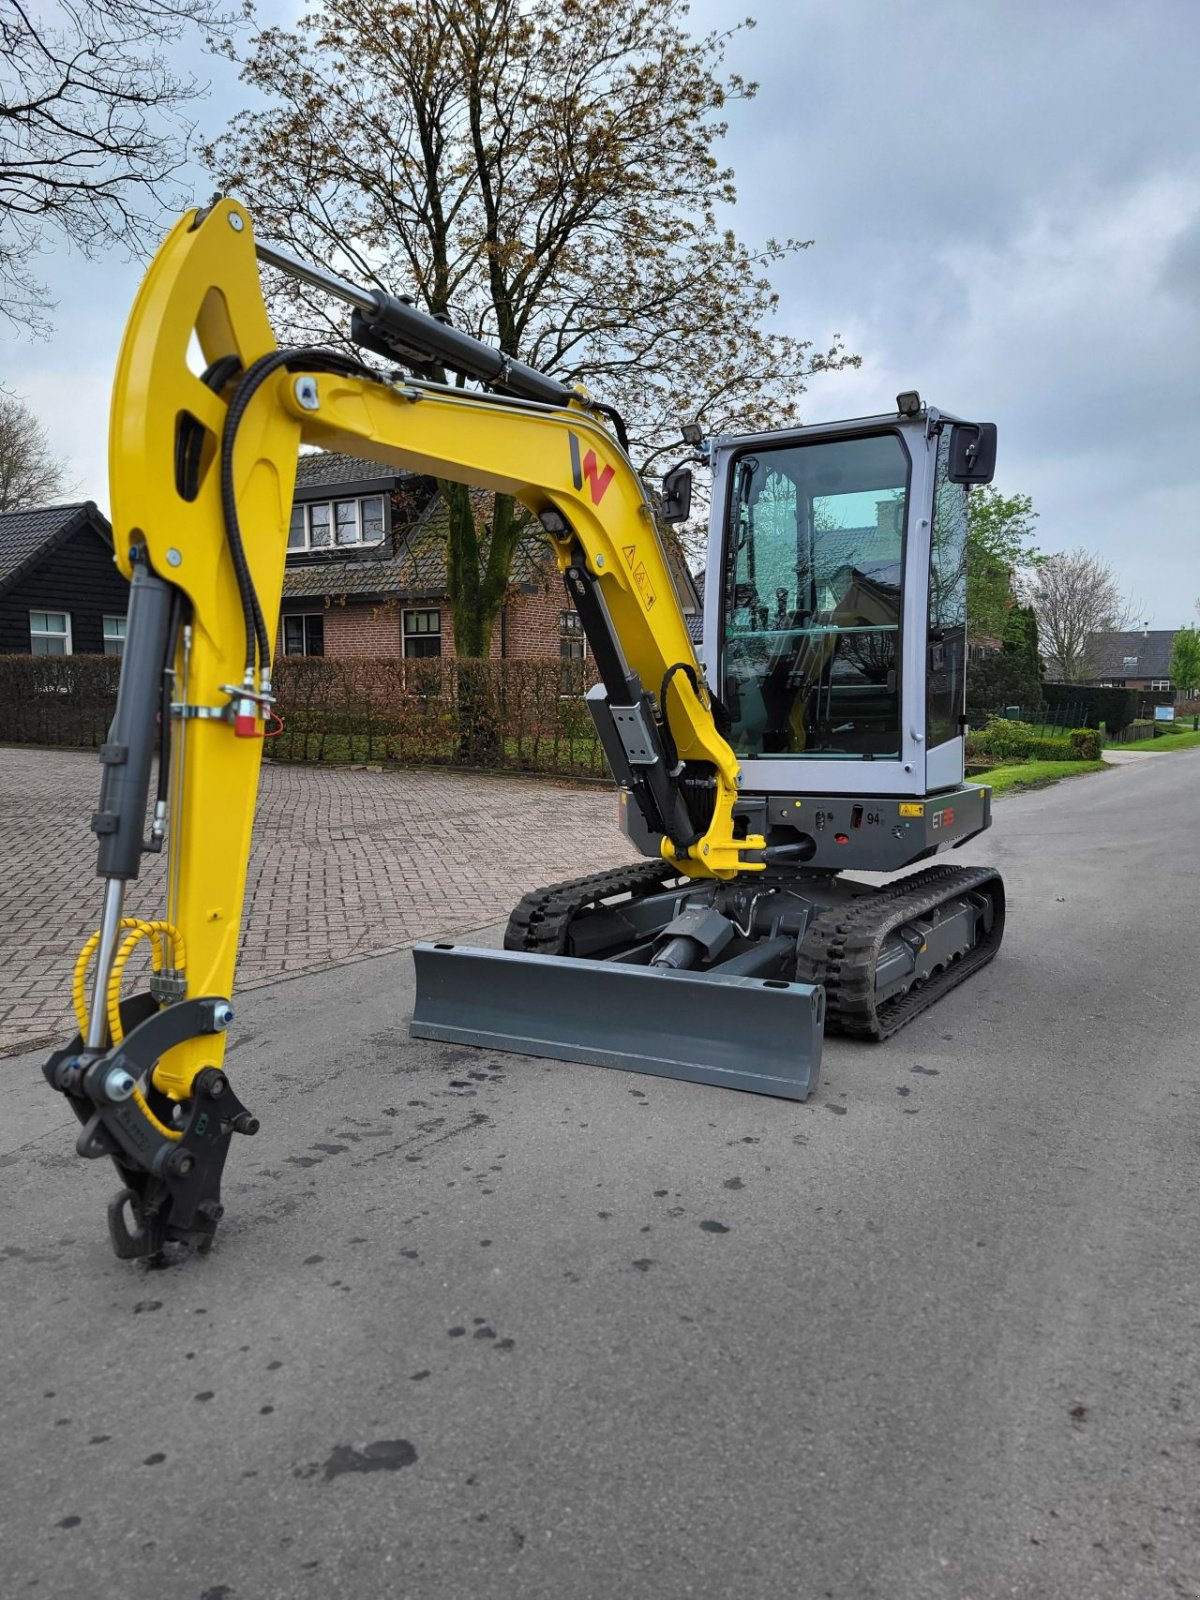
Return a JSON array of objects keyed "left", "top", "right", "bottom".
[
  {"left": 966, "top": 716, "right": 1079, "bottom": 762},
  {"left": 1068, "top": 727, "right": 1101, "bottom": 759}
]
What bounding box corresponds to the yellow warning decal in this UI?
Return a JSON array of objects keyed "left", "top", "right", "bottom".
[
  {"left": 623, "top": 544, "right": 637, "bottom": 569},
  {"left": 632, "top": 561, "right": 656, "bottom": 609},
  {"left": 899, "top": 803, "right": 924, "bottom": 817}
]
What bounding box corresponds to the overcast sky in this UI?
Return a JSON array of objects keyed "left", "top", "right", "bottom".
[{"left": 7, "top": 0, "right": 1198, "bottom": 626}]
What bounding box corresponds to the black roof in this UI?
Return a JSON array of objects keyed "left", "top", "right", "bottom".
[
  {"left": 0, "top": 501, "right": 112, "bottom": 597},
  {"left": 294, "top": 452, "right": 411, "bottom": 495},
  {"left": 1086, "top": 629, "right": 1177, "bottom": 679}
]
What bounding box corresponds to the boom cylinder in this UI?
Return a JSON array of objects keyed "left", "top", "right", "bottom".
[
  {"left": 91, "top": 550, "right": 175, "bottom": 881},
  {"left": 255, "top": 238, "right": 575, "bottom": 407}
]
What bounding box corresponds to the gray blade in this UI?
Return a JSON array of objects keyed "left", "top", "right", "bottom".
[{"left": 411, "top": 943, "right": 824, "bottom": 1101}]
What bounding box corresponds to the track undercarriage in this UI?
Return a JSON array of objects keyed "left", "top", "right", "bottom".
[
  {"left": 411, "top": 857, "right": 1005, "bottom": 1103},
  {"left": 504, "top": 859, "right": 1005, "bottom": 1041}
]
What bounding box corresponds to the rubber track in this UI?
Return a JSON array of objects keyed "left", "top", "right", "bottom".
[
  {"left": 504, "top": 860, "right": 684, "bottom": 955},
  {"left": 793, "top": 864, "right": 1005, "bottom": 1041}
]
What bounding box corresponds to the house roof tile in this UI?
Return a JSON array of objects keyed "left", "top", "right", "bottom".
[
  {"left": 1086, "top": 629, "right": 1177, "bottom": 679},
  {"left": 0, "top": 501, "right": 111, "bottom": 597},
  {"left": 281, "top": 487, "right": 552, "bottom": 602},
  {"left": 294, "top": 452, "right": 409, "bottom": 490}
]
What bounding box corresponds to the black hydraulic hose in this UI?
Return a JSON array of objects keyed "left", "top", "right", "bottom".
[
  {"left": 219, "top": 346, "right": 380, "bottom": 681},
  {"left": 658, "top": 661, "right": 702, "bottom": 772}
]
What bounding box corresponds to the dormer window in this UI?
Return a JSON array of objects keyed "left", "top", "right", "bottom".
[{"left": 288, "top": 494, "right": 386, "bottom": 551}]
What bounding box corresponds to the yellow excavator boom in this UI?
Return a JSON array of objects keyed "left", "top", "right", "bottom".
[{"left": 44, "top": 198, "right": 763, "bottom": 1259}]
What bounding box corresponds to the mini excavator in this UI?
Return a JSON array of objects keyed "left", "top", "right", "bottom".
[{"left": 44, "top": 200, "right": 1003, "bottom": 1260}]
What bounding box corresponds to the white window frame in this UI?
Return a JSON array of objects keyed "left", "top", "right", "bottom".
[
  {"left": 402, "top": 608, "right": 441, "bottom": 658},
  {"left": 287, "top": 494, "right": 387, "bottom": 552},
  {"left": 29, "top": 610, "right": 72, "bottom": 655},
  {"left": 102, "top": 614, "right": 127, "bottom": 657},
  {"left": 1149, "top": 679, "right": 1173, "bottom": 692}
]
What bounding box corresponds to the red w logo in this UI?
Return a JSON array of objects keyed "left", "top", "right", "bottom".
[
  {"left": 581, "top": 449, "right": 615, "bottom": 505},
  {"left": 569, "top": 432, "right": 616, "bottom": 504}
]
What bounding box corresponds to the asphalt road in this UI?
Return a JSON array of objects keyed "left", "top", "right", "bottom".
[{"left": 4, "top": 754, "right": 1200, "bottom": 1600}]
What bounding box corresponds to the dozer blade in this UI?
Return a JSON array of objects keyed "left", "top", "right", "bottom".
[{"left": 410, "top": 942, "right": 825, "bottom": 1101}]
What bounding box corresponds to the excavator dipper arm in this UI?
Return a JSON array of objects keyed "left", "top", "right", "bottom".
[{"left": 43, "top": 198, "right": 761, "bottom": 1259}]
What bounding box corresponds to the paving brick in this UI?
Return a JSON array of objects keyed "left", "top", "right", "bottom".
[{"left": 0, "top": 748, "right": 637, "bottom": 1055}]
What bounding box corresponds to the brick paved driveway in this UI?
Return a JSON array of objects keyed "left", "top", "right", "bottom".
[{"left": 0, "top": 748, "right": 637, "bottom": 1055}]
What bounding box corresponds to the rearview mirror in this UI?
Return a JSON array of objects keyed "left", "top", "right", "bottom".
[
  {"left": 660, "top": 465, "right": 693, "bottom": 523},
  {"left": 948, "top": 422, "right": 997, "bottom": 484}
]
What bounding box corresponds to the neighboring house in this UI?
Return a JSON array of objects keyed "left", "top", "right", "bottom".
[
  {"left": 1082, "top": 629, "right": 1182, "bottom": 697},
  {"left": 0, "top": 501, "right": 129, "bottom": 656},
  {"left": 278, "top": 454, "right": 577, "bottom": 663}
]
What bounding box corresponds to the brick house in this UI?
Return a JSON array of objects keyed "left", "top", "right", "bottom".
[
  {"left": 0, "top": 501, "right": 130, "bottom": 656},
  {"left": 278, "top": 453, "right": 580, "bottom": 664},
  {"left": 1083, "top": 629, "right": 1187, "bottom": 701}
]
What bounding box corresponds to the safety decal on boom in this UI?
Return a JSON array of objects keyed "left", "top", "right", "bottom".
[
  {"left": 568, "top": 432, "right": 615, "bottom": 505},
  {"left": 621, "top": 543, "right": 655, "bottom": 608}
]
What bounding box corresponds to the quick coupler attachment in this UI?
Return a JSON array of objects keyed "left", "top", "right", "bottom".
[{"left": 44, "top": 994, "right": 258, "bottom": 1260}]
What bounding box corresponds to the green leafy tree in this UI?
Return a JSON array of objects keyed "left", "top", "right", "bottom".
[
  {"left": 206, "top": 0, "right": 857, "bottom": 657},
  {"left": 1169, "top": 626, "right": 1200, "bottom": 696},
  {"left": 965, "top": 604, "right": 1043, "bottom": 723},
  {"left": 966, "top": 486, "right": 1039, "bottom": 646}
]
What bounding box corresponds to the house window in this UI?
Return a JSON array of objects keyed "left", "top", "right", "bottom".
[
  {"left": 1099, "top": 679, "right": 1126, "bottom": 688},
  {"left": 1150, "top": 679, "right": 1173, "bottom": 692},
  {"left": 559, "top": 609, "right": 586, "bottom": 661},
  {"left": 283, "top": 613, "right": 325, "bottom": 656},
  {"left": 30, "top": 610, "right": 71, "bottom": 655},
  {"left": 309, "top": 504, "right": 331, "bottom": 549},
  {"left": 1123, "top": 656, "right": 1138, "bottom": 673},
  {"left": 287, "top": 495, "right": 387, "bottom": 551},
  {"left": 403, "top": 609, "right": 441, "bottom": 658},
  {"left": 102, "top": 615, "right": 127, "bottom": 657}
]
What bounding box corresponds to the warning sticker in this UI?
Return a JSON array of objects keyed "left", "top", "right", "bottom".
[
  {"left": 623, "top": 544, "right": 637, "bottom": 569},
  {"left": 899, "top": 803, "right": 924, "bottom": 817},
  {"left": 632, "top": 562, "right": 656, "bottom": 609}
]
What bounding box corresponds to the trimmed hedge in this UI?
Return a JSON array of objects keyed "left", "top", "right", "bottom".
[
  {"left": 0, "top": 652, "right": 612, "bottom": 779},
  {"left": 0, "top": 652, "right": 121, "bottom": 747},
  {"left": 966, "top": 716, "right": 1097, "bottom": 763},
  {"left": 264, "top": 656, "right": 607, "bottom": 776},
  {"left": 1043, "top": 682, "right": 1136, "bottom": 735}
]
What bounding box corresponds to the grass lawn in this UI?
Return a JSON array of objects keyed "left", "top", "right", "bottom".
[
  {"left": 1118, "top": 729, "right": 1200, "bottom": 753},
  {"left": 978, "top": 758, "right": 1109, "bottom": 797}
]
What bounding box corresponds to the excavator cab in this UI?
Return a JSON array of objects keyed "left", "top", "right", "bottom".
[{"left": 708, "top": 408, "right": 983, "bottom": 790}]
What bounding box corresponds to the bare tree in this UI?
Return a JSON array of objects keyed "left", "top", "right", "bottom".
[
  {"left": 0, "top": 393, "right": 72, "bottom": 508},
  {"left": 1030, "top": 547, "right": 1140, "bottom": 682},
  {"left": 206, "top": 0, "right": 857, "bottom": 656},
  {"left": 0, "top": 0, "right": 240, "bottom": 332}
]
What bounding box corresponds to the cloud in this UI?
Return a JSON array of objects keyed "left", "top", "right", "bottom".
[{"left": 691, "top": 0, "right": 1200, "bottom": 625}]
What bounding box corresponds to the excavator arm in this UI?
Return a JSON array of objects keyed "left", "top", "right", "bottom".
[{"left": 43, "top": 198, "right": 761, "bottom": 1259}]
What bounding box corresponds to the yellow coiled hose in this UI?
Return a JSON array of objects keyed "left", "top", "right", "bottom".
[{"left": 72, "top": 919, "right": 188, "bottom": 1142}]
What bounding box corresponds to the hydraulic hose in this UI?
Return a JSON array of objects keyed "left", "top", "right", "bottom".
[
  {"left": 219, "top": 346, "right": 382, "bottom": 684},
  {"left": 72, "top": 918, "right": 187, "bottom": 1141}
]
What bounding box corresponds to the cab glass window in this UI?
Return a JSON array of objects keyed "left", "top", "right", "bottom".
[{"left": 721, "top": 432, "right": 908, "bottom": 759}]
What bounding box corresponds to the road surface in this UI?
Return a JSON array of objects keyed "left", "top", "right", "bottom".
[{"left": 3, "top": 753, "right": 1199, "bottom": 1599}]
